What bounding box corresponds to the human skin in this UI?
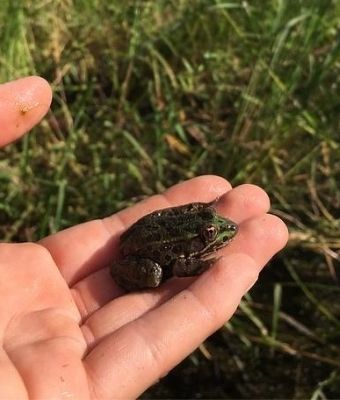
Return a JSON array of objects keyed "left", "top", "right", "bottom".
[{"left": 0, "top": 76, "right": 289, "bottom": 399}]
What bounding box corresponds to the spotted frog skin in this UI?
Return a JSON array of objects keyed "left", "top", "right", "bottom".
[{"left": 110, "top": 201, "right": 238, "bottom": 291}]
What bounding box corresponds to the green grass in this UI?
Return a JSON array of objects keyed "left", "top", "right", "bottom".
[{"left": 1, "top": 0, "right": 339, "bottom": 397}]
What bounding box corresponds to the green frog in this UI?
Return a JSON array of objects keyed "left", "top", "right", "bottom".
[{"left": 111, "top": 200, "right": 238, "bottom": 291}]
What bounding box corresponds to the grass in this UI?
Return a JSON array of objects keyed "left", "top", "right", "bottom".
[{"left": 1, "top": 0, "right": 339, "bottom": 397}]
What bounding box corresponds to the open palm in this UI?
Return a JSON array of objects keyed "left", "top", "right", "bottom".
[{"left": 0, "top": 77, "right": 288, "bottom": 399}]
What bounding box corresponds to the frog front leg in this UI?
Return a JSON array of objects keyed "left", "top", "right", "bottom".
[
  {"left": 111, "top": 256, "right": 163, "bottom": 291},
  {"left": 172, "top": 257, "right": 217, "bottom": 277}
]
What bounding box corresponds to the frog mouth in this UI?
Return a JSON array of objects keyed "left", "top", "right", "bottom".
[{"left": 191, "top": 235, "right": 236, "bottom": 259}]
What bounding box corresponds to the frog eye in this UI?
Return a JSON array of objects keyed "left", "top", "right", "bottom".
[{"left": 202, "top": 225, "right": 217, "bottom": 242}]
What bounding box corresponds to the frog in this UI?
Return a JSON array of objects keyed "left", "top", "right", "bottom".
[{"left": 110, "top": 200, "right": 238, "bottom": 291}]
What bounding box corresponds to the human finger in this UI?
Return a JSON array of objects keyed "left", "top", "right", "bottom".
[
  {"left": 72, "top": 184, "right": 270, "bottom": 320},
  {"left": 0, "top": 76, "right": 52, "bottom": 147}
]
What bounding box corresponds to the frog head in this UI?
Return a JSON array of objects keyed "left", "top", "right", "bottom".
[{"left": 199, "top": 212, "right": 238, "bottom": 254}]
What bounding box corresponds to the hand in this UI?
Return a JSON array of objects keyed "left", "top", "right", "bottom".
[{"left": 0, "top": 77, "right": 288, "bottom": 399}]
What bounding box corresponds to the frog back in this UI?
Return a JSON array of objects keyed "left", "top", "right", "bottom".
[{"left": 120, "top": 202, "right": 214, "bottom": 261}]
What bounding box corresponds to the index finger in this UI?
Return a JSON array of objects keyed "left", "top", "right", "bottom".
[{"left": 39, "top": 175, "right": 232, "bottom": 285}]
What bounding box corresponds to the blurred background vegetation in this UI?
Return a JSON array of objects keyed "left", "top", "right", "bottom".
[{"left": 0, "top": 0, "right": 339, "bottom": 398}]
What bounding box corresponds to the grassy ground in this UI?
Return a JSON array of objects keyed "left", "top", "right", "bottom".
[{"left": 1, "top": 0, "right": 339, "bottom": 398}]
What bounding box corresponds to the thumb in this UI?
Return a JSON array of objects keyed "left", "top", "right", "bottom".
[{"left": 0, "top": 76, "right": 52, "bottom": 147}]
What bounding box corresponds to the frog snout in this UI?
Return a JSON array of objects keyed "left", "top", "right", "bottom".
[{"left": 228, "top": 223, "right": 238, "bottom": 232}]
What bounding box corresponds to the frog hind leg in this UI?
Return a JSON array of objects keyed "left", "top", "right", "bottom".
[
  {"left": 172, "top": 257, "right": 217, "bottom": 277},
  {"left": 111, "top": 256, "right": 163, "bottom": 291}
]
